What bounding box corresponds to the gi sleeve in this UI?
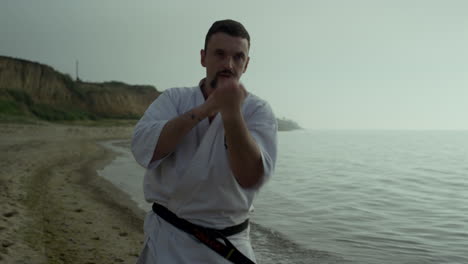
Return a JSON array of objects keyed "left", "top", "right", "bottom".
[
  {"left": 131, "top": 89, "right": 179, "bottom": 169},
  {"left": 246, "top": 101, "right": 278, "bottom": 188}
]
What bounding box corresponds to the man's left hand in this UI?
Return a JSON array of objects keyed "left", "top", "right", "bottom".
[{"left": 212, "top": 78, "right": 247, "bottom": 115}]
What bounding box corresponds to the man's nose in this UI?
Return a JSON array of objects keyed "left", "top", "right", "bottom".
[{"left": 223, "top": 57, "right": 234, "bottom": 70}]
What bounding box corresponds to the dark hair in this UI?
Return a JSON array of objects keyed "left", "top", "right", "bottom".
[{"left": 204, "top": 19, "right": 250, "bottom": 51}]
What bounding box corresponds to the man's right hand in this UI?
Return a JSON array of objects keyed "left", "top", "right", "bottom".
[{"left": 201, "top": 78, "right": 246, "bottom": 118}]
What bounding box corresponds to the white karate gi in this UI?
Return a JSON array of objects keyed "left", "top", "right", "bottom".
[{"left": 131, "top": 82, "right": 277, "bottom": 263}]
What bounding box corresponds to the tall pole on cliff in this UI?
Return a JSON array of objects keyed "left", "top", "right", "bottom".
[{"left": 76, "top": 60, "right": 80, "bottom": 81}]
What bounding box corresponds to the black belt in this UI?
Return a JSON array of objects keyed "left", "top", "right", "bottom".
[{"left": 152, "top": 203, "right": 255, "bottom": 264}]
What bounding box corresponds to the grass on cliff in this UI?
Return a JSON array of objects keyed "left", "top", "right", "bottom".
[
  {"left": 0, "top": 89, "right": 139, "bottom": 126},
  {"left": 30, "top": 104, "right": 96, "bottom": 121},
  {"left": 1, "top": 89, "right": 95, "bottom": 122},
  {"left": 0, "top": 99, "right": 24, "bottom": 115},
  {"left": 57, "top": 119, "right": 138, "bottom": 127}
]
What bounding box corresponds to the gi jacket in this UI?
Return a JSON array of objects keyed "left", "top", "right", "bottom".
[{"left": 132, "top": 83, "right": 277, "bottom": 229}]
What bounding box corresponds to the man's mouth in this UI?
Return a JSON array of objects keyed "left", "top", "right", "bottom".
[
  {"left": 210, "top": 71, "right": 235, "bottom": 88},
  {"left": 218, "top": 71, "right": 234, "bottom": 78},
  {"left": 218, "top": 73, "right": 233, "bottom": 78}
]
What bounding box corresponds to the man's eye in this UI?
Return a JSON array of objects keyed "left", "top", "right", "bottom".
[{"left": 234, "top": 54, "right": 244, "bottom": 61}]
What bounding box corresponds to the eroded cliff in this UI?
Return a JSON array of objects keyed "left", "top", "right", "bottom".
[{"left": 0, "top": 56, "right": 160, "bottom": 120}]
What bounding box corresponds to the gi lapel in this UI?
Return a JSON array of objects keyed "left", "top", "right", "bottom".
[{"left": 168, "top": 113, "right": 223, "bottom": 213}]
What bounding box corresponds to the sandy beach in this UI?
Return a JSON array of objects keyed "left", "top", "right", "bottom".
[{"left": 0, "top": 123, "right": 145, "bottom": 263}]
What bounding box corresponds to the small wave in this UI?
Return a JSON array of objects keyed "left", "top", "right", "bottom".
[
  {"left": 250, "top": 222, "right": 351, "bottom": 264},
  {"left": 413, "top": 167, "right": 463, "bottom": 177}
]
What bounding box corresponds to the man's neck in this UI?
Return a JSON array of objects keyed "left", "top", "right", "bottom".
[{"left": 200, "top": 78, "right": 215, "bottom": 99}]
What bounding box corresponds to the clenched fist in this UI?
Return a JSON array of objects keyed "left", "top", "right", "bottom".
[{"left": 203, "top": 78, "right": 247, "bottom": 117}]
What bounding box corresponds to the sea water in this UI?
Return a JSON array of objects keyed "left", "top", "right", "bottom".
[{"left": 98, "top": 130, "right": 468, "bottom": 264}]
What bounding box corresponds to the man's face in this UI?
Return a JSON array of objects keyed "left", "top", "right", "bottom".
[{"left": 201, "top": 32, "right": 250, "bottom": 89}]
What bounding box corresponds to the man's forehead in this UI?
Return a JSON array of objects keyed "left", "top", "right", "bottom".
[{"left": 206, "top": 33, "right": 249, "bottom": 53}]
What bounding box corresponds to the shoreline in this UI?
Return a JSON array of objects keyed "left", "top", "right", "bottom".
[{"left": 0, "top": 123, "right": 145, "bottom": 263}]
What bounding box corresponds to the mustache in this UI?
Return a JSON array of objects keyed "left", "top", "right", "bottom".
[
  {"left": 217, "top": 70, "right": 235, "bottom": 77},
  {"left": 210, "top": 70, "right": 236, "bottom": 88}
]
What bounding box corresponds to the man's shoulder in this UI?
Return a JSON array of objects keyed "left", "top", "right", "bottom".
[
  {"left": 163, "top": 86, "right": 199, "bottom": 97},
  {"left": 158, "top": 86, "right": 200, "bottom": 107},
  {"left": 244, "top": 92, "right": 276, "bottom": 120},
  {"left": 245, "top": 92, "right": 271, "bottom": 109}
]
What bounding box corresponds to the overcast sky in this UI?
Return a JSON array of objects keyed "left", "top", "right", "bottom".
[{"left": 1, "top": 0, "right": 467, "bottom": 129}]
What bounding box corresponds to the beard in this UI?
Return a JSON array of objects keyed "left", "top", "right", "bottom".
[
  {"left": 210, "top": 70, "right": 235, "bottom": 89},
  {"left": 209, "top": 77, "right": 218, "bottom": 89}
]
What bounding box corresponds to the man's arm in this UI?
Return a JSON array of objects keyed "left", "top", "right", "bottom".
[
  {"left": 222, "top": 110, "right": 264, "bottom": 188},
  {"left": 210, "top": 79, "right": 265, "bottom": 188},
  {"left": 151, "top": 105, "right": 209, "bottom": 162},
  {"left": 132, "top": 89, "right": 215, "bottom": 168}
]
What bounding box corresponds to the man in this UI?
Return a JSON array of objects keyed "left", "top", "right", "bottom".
[{"left": 132, "top": 19, "right": 277, "bottom": 263}]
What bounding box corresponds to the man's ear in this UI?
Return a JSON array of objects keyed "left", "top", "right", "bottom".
[
  {"left": 200, "top": 49, "right": 206, "bottom": 67},
  {"left": 243, "top": 56, "right": 250, "bottom": 73}
]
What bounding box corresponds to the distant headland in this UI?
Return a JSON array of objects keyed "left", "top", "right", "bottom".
[
  {"left": 277, "top": 118, "right": 301, "bottom": 131},
  {"left": 0, "top": 56, "right": 300, "bottom": 131}
]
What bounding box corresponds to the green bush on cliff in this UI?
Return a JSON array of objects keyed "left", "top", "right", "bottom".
[
  {"left": 5, "top": 89, "right": 34, "bottom": 106},
  {"left": 0, "top": 88, "right": 96, "bottom": 121},
  {"left": 30, "top": 104, "right": 96, "bottom": 121},
  {"left": 0, "top": 89, "right": 32, "bottom": 116},
  {"left": 0, "top": 100, "right": 24, "bottom": 115}
]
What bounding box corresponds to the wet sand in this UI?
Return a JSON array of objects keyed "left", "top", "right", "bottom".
[{"left": 0, "top": 123, "right": 145, "bottom": 263}]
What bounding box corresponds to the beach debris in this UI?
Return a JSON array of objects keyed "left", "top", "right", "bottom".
[
  {"left": 2, "top": 240, "right": 13, "bottom": 248},
  {"left": 129, "top": 252, "right": 139, "bottom": 257},
  {"left": 3, "top": 210, "right": 18, "bottom": 218}
]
